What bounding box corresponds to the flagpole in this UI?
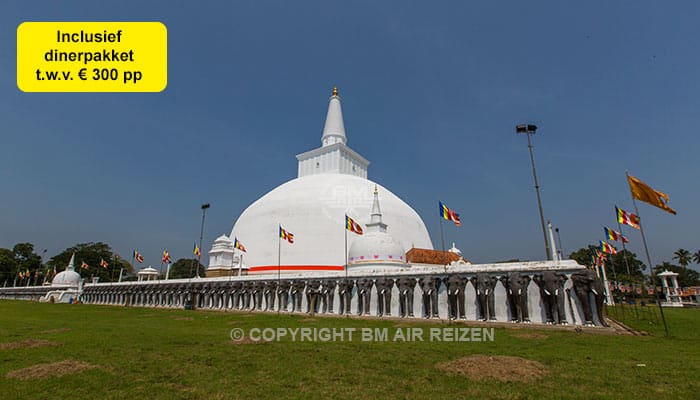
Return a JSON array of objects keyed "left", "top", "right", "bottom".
[
  {"left": 130, "top": 252, "right": 135, "bottom": 282},
  {"left": 439, "top": 212, "right": 446, "bottom": 269},
  {"left": 625, "top": 171, "right": 668, "bottom": 335},
  {"left": 616, "top": 221, "right": 632, "bottom": 276},
  {"left": 278, "top": 224, "right": 281, "bottom": 289},
  {"left": 599, "top": 263, "right": 614, "bottom": 305},
  {"left": 344, "top": 218, "right": 348, "bottom": 282}
]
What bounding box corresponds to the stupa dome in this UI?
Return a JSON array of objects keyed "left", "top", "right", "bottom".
[
  {"left": 52, "top": 254, "right": 81, "bottom": 287},
  {"left": 230, "top": 174, "right": 431, "bottom": 270},
  {"left": 215, "top": 87, "right": 433, "bottom": 273}
]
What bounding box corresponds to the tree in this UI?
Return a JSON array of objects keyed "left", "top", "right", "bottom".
[
  {"left": 693, "top": 250, "right": 700, "bottom": 265},
  {"left": 0, "top": 248, "right": 18, "bottom": 286},
  {"left": 673, "top": 249, "right": 692, "bottom": 267},
  {"left": 169, "top": 258, "right": 206, "bottom": 279},
  {"left": 0, "top": 243, "right": 45, "bottom": 286},
  {"left": 48, "top": 242, "right": 133, "bottom": 283},
  {"left": 654, "top": 262, "right": 700, "bottom": 287},
  {"left": 569, "top": 245, "right": 645, "bottom": 280}
]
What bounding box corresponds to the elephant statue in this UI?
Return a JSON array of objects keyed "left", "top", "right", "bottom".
[
  {"left": 277, "top": 280, "right": 291, "bottom": 311},
  {"left": 419, "top": 276, "right": 441, "bottom": 319},
  {"left": 397, "top": 277, "right": 417, "bottom": 318},
  {"left": 230, "top": 281, "right": 243, "bottom": 310},
  {"left": 218, "top": 286, "right": 227, "bottom": 309},
  {"left": 306, "top": 280, "right": 322, "bottom": 314},
  {"left": 356, "top": 278, "right": 374, "bottom": 316},
  {"left": 375, "top": 277, "right": 395, "bottom": 317},
  {"left": 500, "top": 272, "right": 531, "bottom": 323},
  {"left": 241, "top": 281, "right": 254, "bottom": 309},
  {"left": 291, "top": 281, "right": 306, "bottom": 312},
  {"left": 533, "top": 271, "right": 568, "bottom": 324},
  {"left": 470, "top": 273, "right": 498, "bottom": 321},
  {"left": 444, "top": 274, "right": 468, "bottom": 320},
  {"left": 263, "top": 281, "right": 277, "bottom": 311},
  {"left": 337, "top": 279, "right": 354, "bottom": 315},
  {"left": 321, "top": 279, "right": 336, "bottom": 313},
  {"left": 252, "top": 281, "right": 265, "bottom": 310},
  {"left": 571, "top": 269, "right": 608, "bottom": 327}
]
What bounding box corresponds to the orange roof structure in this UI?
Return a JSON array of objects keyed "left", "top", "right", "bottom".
[{"left": 405, "top": 248, "right": 465, "bottom": 265}]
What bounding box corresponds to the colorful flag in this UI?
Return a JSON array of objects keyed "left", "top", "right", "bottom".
[
  {"left": 439, "top": 201, "right": 461, "bottom": 227},
  {"left": 594, "top": 250, "right": 606, "bottom": 267},
  {"left": 162, "top": 250, "right": 171, "bottom": 264},
  {"left": 616, "top": 206, "right": 640, "bottom": 229},
  {"left": 627, "top": 174, "right": 676, "bottom": 215},
  {"left": 604, "top": 227, "right": 629, "bottom": 243},
  {"left": 81, "top": 261, "right": 89, "bottom": 270},
  {"left": 133, "top": 250, "right": 144, "bottom": 263},
  {"left": 193, "top": 242, "right": 201, "bottom": 259},
  {"left": 233, "top": 238, "right": 247, "bottom": 252},
  {"left": 599, "top": 241, "right": 618, "bottom": 255},
  {"left": 345, "top": 215, "right": 363, "bottom": 235},
  {"left": 279, "top": 226, "right": 294, "bottom": 244},
  {"left": 100, "top": 258, "right": 109, "bottom": 269}
]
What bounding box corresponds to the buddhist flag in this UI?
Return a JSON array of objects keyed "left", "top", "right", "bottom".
[
  {"left": 193, "top": 242, "right": 201, "bottom": 259},
  {"left": 604, "top": 227, "right": 629, "bottom": 243},
  {"left": 81, "top": 261, "right": 89, "bottom": 270},
  {"left": 279, "top": 226, "right": 294, "bottom": 244},
  {"left": 615, "top": 206, "right": 640, "bottom": 229},
  {"left": 627, "top": 174, "right": 676, "bottom": 215},
  {"left": 133, "top": 250, "right": 144, "bottom": 263},
  {"left": 233, "top": 238, "right": 247, "bottom": 252},
  {"left": 439, "top": 201, "right": 461, "bottom": 227},
  {"left": 345, "top": 215, "right": 363, "bottom": 235},
  {"left": 599, "top": 241, "right": 618, "bottom": 255},
  {"left": 595, "top": 250, "right": 606, "bottom": 267},
  {"left": 162, "top": 250, "right": 171, "bottom": 264},
  {"left": 100, "top": 258, "right": 109, "bottom": 269}
]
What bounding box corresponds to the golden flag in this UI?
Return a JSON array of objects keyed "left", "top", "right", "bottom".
[{"left": 627, "top": 174, "right": 676, "bottom": 215}]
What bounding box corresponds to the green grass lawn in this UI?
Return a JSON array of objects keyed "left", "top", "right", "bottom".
[{"left": 0, "top": 300, "right": 698, "bottom": 399}]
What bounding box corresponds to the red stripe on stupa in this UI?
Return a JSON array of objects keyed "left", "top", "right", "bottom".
[{"left": 248, "top": 265, "right": 345, "bottom": 272}]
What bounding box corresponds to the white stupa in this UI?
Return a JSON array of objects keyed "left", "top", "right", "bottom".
[
  {"left": 348, "top": 186, "right": 407, "bottom": 269},
  {"left": 216, "top": 86, "right": 433, "bottom": 273},
  {"left": 52, "top": 254, "right": 81, "bottom": 287}
]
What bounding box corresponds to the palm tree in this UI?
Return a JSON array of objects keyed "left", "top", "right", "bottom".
[
  {"left": 693, "top": 250, "right": 700, "bottom": 265},
  {"left": 673, "top": 248, "right": 692, "bottom": 267}
]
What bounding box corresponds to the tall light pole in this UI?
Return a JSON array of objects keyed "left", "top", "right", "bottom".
[
  {"left": 516, "top": 124, "right": 551, "bottom": 260},
  {"left": 196, "top": 203, "right": 211, "bottom": 278}
]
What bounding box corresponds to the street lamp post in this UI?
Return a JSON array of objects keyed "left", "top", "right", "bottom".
[
  {"left": 516, "top": 124, "right": 551, "bottom": 260},
  {"left": 196, "top": 203, "right": 211, "bottom": 278}
]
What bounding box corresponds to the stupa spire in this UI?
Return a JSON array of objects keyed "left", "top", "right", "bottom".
[
  {"left": 367, "top": 185, "right": 387, "bottom": 233},
  {"left": 321, "top": 85, "right": 346, "bottom": 146},
  {"left": 67, "top": 253, "right": 75, "bottom": 271}
]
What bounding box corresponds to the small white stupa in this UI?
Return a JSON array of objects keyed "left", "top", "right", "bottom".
[
  {"left": 51, "top": 254, "right": 81, "bottom": 287},
  {"left": 348, "top": 186, "right": 407, "bottom": 269}
]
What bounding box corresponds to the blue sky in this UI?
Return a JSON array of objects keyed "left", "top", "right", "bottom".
[{"left": 2, "top": 1, "right": 698, "bottom": 271}]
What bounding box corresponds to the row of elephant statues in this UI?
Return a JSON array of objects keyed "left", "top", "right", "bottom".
[{"left": 81, "top": 269, "right": 607, "bottom": 326}]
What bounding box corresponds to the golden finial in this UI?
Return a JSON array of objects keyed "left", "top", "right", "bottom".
[
  {"left": 332, "top": 85, "right": 338, "bottom": 96},
  {"left": 374, "top": 184, "right": 378, "bottom": 194}
]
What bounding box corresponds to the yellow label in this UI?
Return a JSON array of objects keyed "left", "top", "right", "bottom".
[{"left": 17, "top": 22, "right": 167, "bottom": 92}]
